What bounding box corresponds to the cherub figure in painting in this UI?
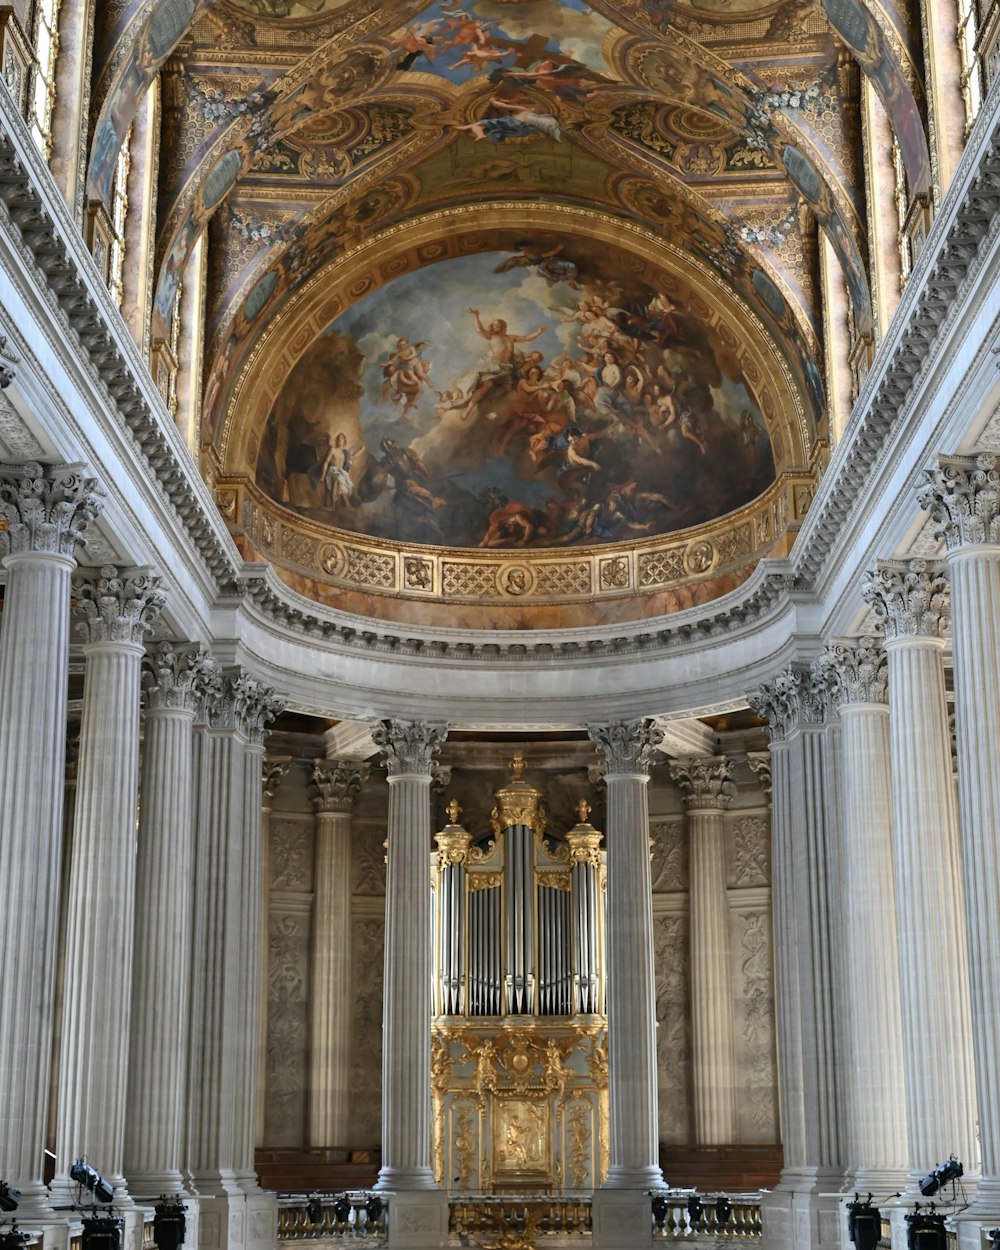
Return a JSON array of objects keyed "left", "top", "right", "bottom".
[{"left": 380, "top": 337, "right": 433, "bottom": 420}]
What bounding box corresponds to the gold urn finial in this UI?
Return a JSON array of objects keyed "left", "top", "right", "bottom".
[
  {"left": 567, "top": 798, "right": 602, "bottom": 866},
  {"left": 576, "top": 799, "right": 591, "bottom": 822},
  {"left": 446, "top": 798, "right": 462, "bottom": 825},
  {"left": 509, "top": 752, "right": 527, "bottom": 781},
  {"left": 491, "top": 751, "right": 546, "bottom": 838}
]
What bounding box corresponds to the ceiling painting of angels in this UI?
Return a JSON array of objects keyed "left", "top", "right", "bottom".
[{"left": 254, "top": 233, "right": 777, "bottom": 550}]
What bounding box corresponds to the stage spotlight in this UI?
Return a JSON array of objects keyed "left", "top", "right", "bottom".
[
  {"left": 651, "top": 1194, "right": 669, "bottom": 1229},
  {"left": 152, "top": 1197, "right": 186, "bottom": 1250},
  {"left": 364, "top": 1196, "right": 383, "bottom": 1224},
  {"left": 918, "top": 1157, "right": 963, "bottom": 1198},
  {"left": 686, "top": 1195, "right": 703, "bottom": 1226},
  {"left": 70, "top": 1161, "right": 114, "bottom": 1205},
  {"left": 987, "top": 1229, "right": 1000, "bottom": 1250},
  {"left": 0, "top": 1223, "right": 28, "bottom": 1250},
  {"left": 715, "top": 1197, "right": 731, "bottom": 1227},
  {"left": 81, "top": 1217, "right": 122, "bottom": 1250},
  {"left": 905, "top": 1206, "right": 946, "bottom": 1250},
  {"left": 0, "top": 1183, "right": 19, "bottom": 1214},
  {"left": 305, "top": 1196, "right": 322, "bottom": 1226},
  {"left": 847, "top": 1195, "right": 881, "bottom": 1250},
  {"left": 332, "top": 1195, "right": 351, "bottom": 1224}
]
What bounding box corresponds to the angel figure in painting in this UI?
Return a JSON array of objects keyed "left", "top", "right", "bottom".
[
  {"left": 381, "top": 338, "right": 433, "bottom": 420},
  {"left": 450, "top": 97, "right": 562, "bottom": 144},
  {"left": 493, "top": 240, "right": 579, "bottom": 288}
]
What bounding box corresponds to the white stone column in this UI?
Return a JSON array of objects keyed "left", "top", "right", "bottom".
[
  {"left": 920, "top": 454, "right": 1000, "bottom": 1218},
  {"left": 186, "top": 671, "right": 282, "bottom": 1201},
  {"left": 372, "top": 719, "right": 446, "bottom": 1196},
  {"left": 308, "top": 759, "right": 368, "bottom": 1149},
  {"left": 50, "top": 567, "right": 164, "bottom": 1206},
  {"left": 863, "top": 560, "right": 979, "bottom": 1191},
  {"left": 124, "top": 643, "right": 220, "bottom": 1197},
  {"left": 816, "top": 638, "right": 909, "bottom": 1191},
  {"left": 749, "top": 669, "right": 844, "bottom": 1250},
  {"left": 0, "top": 462, "right": 101, "bottom": 1217},
  {"left": 669, "top": 756, "right": 737, "bottom": 1146},
  {"left": 588, "top": 720, "right": 664, "bottom": 1193}
]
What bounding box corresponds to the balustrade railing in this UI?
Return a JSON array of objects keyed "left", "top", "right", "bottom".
[
  {"left": 277, "top": 1193, "right": 388, "bottom": 1242},
  {"left": 651, "top": 1191, "right": 762, "bottom": 1239},
  {"left": 450, "top": 1196, "right": 592, "bottom": 1238}
]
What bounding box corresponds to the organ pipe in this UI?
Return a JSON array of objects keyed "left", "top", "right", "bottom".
[
  {"left": 434, "top": 800, "right": 471, "bottom": 1016},
  {"left": 567, "top": 802, "right": 603, "bottom": 1015}
]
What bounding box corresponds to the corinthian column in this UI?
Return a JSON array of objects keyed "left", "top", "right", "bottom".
[
  {"left": 308, "top": 758, "right": 368, "bottom": 1149},
  {"left": 669, "top": 756, "right": 737, "bottom": 1146},
  {"left": 124, "top": 643, "right": 220, "bottom": 1197},
  {"left": 588, "top": 720, "right": 664, "bottom": 1191},
  {"left": 257, "top": 757, "right": 289, "bottom": 1150},
  {"left": 0, "top": 462, "right": 101, "bottom": 1217},
  {"left": 919, "top": 453, "right": 1000, "bottom": 1213},
  {"left": 748, "top": 668, "right": 843, "bottom": 1250},
  {"left": 52, "top": 566, "right": 165, "bottom": 1206},
  {"left": 372, "top": 719, "right": 446, "bottom": 1194},
  {"left": 815, "top": 638, "right": 908, "bottom": 1190},
  {"left": 863, "top": 560, "right": 978, "bottom": 1190}
]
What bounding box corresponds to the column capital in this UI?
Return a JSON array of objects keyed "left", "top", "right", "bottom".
[
  {"left": 74, "top": 566, "right": 164, "bottom": 645},
  {"left": 815, "top": 636, "right": 888, "bottom": 707},
  {"left": 372, "top": 718, "right": 446, "bottom": 777},
  {"left": 209, "top": 669, "right": 284, "bottom": 746},
  {"left": 587, "top": 718, "right": 662, "bottom": 776},
  {"left": 142, "top": 642, "right": 220, "bottom": 713},
  {"left": 746, "top": 751, "right": 771, "bottom": 803},
  {"left": 262, "top": 758, "right": 290, "bottom": 800},
  {"left": 309, "top": 759, "right": 368, "bottom": 812},
  {"left": 747, "top": 664, "right": 826, "bottom": 743},
  {"left": 669, "top": 755, "right": 736, "bottom": 811},
  {"left": 862, "top": 558, "right": 949, "bottom": 640},
  {"left": 0, "top": 461, "right": 103, "bottom": 559},
  {"left": 917, "top": 452, "right": 1000, "bottom": 551}
]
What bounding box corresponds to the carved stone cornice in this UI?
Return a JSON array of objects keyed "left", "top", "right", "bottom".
[
  {"left": 309, "top": 758, "right": 368, "bottom": 812},
  {"left": 668, "top": 756, "right": 736, "bottom": 811},
  {"left": 917, "top": 452, "right": 1000, "bottom": 551},
  {"left": 0, "top": 461, "right": 102, "bottom": 559},
  {"left": 372, "top": 718, "right": 446, "bottom": 777},
  {"left": 862, "top": 559, "right": 949, "bottom": 640},
  {"left": 262, "top": 758, "right": 290, "bottom": 801},
  {"left": 142, "top": 641, "right": 220, "bottom": 713},
  {"left": 587, "top": 719, "right": 662, "bottom": 776},
  {"left": 209, "top": 669, "right": 284, "bottom": 745},
  {"left": 746, "top": 751, "right": 771, "bottom": 803},
  {"left": 0, "top": 325, "right": 20, "bottom": 388},
  {"left": 73, "top": 565, "right": 164, "bottom": 645},
  {"left": 566, "top": 801, "right": 602, "bottom": 866},
  {"left": 747, "top": 665, "right": 826, "bottom": 743},
  {"left": 815, "top": 636, "right": 888, "bottom": 707}
]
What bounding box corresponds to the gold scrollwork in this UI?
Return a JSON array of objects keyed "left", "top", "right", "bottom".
[{"left": 468, "top": 872, "right": 501, "bottom": 891}]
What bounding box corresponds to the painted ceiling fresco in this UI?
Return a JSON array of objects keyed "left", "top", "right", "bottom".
[
  {"left": 253, "top": 236, "right": 776, "bottom": 549},
  {"left": 82, "top": 0, "right": 933, "bottom": 607}
]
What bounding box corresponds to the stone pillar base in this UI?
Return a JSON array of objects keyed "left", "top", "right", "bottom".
[
  {"left": 243, "top": 1192, "right": 276, "bottom": 1250},
  {"left": 196, "top": 1193, "right": 247, "bottom": 1250},
  {"left": 763, "top": 1171, "right": 845, "bottom": 1250},
  {"left": 761, "top": 1188, "right": 794, "bottom": 1250},
  {"left": 384, "top": 1190, "right": 449, "bottom": 1250},
  {"left": 791, "top": 1188, "right": 847, "bottom": 1250},
  {"left": 592, "top": 1189, "right": 653, "bottom": 1250}
]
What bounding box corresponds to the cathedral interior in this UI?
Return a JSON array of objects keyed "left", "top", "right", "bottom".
[{"left": 1, "top": 1, "right": 1000, "bottom": 1249}]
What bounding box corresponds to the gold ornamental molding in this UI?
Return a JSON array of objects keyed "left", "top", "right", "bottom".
[{"left": 491, "top": 754, "right": 546, "bottom": 839}]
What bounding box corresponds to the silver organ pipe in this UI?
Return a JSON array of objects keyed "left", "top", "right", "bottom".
[
  {"left": 504, "top": 823, "right": 535, "bottom": 1014},
  {"left": 567, "top": 802, "right": 603, "bottom": 1015},
  {"left": 434, "top": 802, "right": 471, "bottom": 1016}
]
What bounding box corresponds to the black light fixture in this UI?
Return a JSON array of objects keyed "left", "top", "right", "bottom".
[
  {"left": 686, "top": 1195, "right": 703, "bottom": 1226},
  {"left": 987, "top": 1228, "right": 1000, "bottom": 1250},
  {"left": 332, "top": 1195, "right": 351, "bottom": 1224},
  {"left": 918, "top": 1157, "right": 963, "bottom": 1198},
  {"left": 0, "top": 1184, "right": 19, "bottom": 1215},
  {"left": 69, "top": 1161, "right": 114, "bottom": 1205},
  {"left": 905, "top": 1205, "right": 947, "bottom": 1250},
  {"left": 364, "top": 1195, "right": 383, "bottom": 1224},
  {"left": 0, "top": 1223, "right": 28, "bottom": 1250},
  {"left": 715, "top": 1197, "right": 732, "bottom": 1228},
  {"left": 847, "top": 1194, "right": 881, "bottom": 1250},
  {"left": 81, "top": 1216, "right": 122, "bottom": 1250},
  {"left": 152, "top": 1197, "right": 186, "bottom": 1250},
  {"left": 650, "top": 1194, "right": 669, "bottom": 1229},
  {"left": 305, "top": 1196, "right": 323, "bottom": 1226}
]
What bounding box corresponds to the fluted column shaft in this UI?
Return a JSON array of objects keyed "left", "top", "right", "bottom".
[
  {"left": 590, "top": 721, "right": 663, "bottom": 1190},
  {"left": 671, "top": 758, "right": 736, "bottom": 1145},
  {"left": 865, "top": 559, "right": 978, "bottom": 1187},
  {"left": 125, "top": 645, "right": 218, "bottom": 1195},
  {"left": 920, "top": 454, "right": 1000, "bottom": 1203},
  {"left": 373, "top": 720, "right": 445, "bottom": 1192},
  {"left": 257, "top": 760, "right": 288, "bottom": 1149},
  {"left": 0, "top": 463, "right": 101, "bottom": 1216},
  {"left": 819, "top": 639, "right": 908, "bottom": 1186},
  {"left": 52, "top": 568, "right": 163, "bottom": 1205},
  {"left": 309, "top": 759, "right": 366, "bottom": 1148}
]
